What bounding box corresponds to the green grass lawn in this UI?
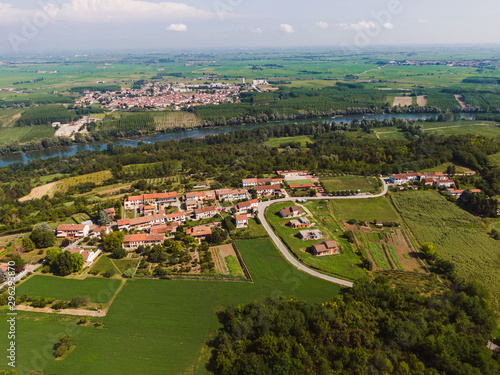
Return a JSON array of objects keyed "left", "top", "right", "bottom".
[
  {"left": 320, "top": 176, "right": 379, "bottom": 193},
  {"left": 231, "top": 217, "right": 268, "bottom": 240},
  {"left": 420, "top": 162, "right": 475, "bottom": 174},
  {"left": 17, "top": 275, "right": 121, "bottom": 303},
  {"left": 490, "top": 152, "right": 500, "bottom": 167},
  {"left": 2, "top": 238, "right": 342, "bottom": 375},
  {"left": 0, "top": 125, "right": 55, "bottom": 144},
  {"left": 329, "top": 196, "right": 400, "bottom": 223},
  {"left": 266, "top": 202, "right": 366, "bottom": 280},
  {"left": 264, "top": 135, "right": 312, "bottom": 148},
  {"left": 90, "top": 255, "right": 119, "bottom": 275},
  {"left": 112, "top": 258, "right": 140, "bottom": 273}
]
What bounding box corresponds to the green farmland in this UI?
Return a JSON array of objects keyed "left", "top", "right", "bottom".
[
  {"left": 320, "top": 176, "right": 379, "bottom": 193},
  {"left": 264, "top": 135, "right": 312, "bottom": 148},
  {"left": 329, "top": 196, "right": 400, "bottom": 223},
  {"left": 391, "top": 191, "right": 500, "bottom": 311},
  {"left": 0, "top": 125, "right": 55, "bottom": 145},
  {"left": 1, "top": 239, "right": 342, "bottom": 374}
]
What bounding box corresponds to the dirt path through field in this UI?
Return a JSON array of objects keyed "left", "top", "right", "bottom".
[
  {"left": 3, "top": 113, "right": 22, "bottom": 127},
  {"left": 19, "top": 182, "right": 59, "bottom": 201},
  {"left": 455, "top": 94, "right": 466, "bottom": 109}
]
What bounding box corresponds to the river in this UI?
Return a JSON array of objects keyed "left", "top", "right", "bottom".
[{"left": 0, "top": 113, "right": 475, "bottom": 168}]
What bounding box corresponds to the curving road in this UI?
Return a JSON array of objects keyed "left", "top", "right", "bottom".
[{"left": 257, "top": 178, "right": 389, "bottom": 288}]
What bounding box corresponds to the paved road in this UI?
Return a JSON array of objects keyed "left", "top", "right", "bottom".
[{"left": 257, "top": 178, "right": 389, "bottom": 288}]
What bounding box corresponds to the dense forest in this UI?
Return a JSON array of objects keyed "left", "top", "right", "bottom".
[{"left": 208, "top": 278, "right": 500, "bottom": 374}]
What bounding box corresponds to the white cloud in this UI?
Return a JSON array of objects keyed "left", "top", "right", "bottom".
[
  {"left": 0, "top": 0, "right": 215, "bottom": 24},
  {"left": 384, "top": 23, "right": 394, "bottom": 30},
  {"left": 250, "top": 28, "right": 263, "bottom": 34},
  {"left": 166, "top": 23, "right": 187, "bottom": 32},
  {"left": 280, "top": 24, "right": 294, "bottom": 34},
  {"left": 315, "top": 21, "right": 328, "bottom": 30},
  {"left": 339, "top": 20, "right": 376, "bottom": 31},
  {"left": 0, "top": 2, "right": 57, "bottom": 24},
  {"left": 418, "top": 18, "right": 428, "bottom": 23}
]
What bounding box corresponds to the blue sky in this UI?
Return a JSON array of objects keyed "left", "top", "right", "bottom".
[{"left": 0, "top": 0, "right": 499, "bottom": 53}]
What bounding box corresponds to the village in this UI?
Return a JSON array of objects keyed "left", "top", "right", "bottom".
[
  {"left": 2, "top": 167, "right": 473, "bottom": 283},
  {"left": 76, "top": 81, "right": 241, "bottom": 110}
]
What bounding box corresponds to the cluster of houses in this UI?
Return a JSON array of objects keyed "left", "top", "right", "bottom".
[
  {"left": 278, "top": 204, "right": 337, "bottom": 256},
  {"left": 389, "top": 172, "right": 483, "bottom": 198},
  {"left": 389, "top": 172, "right": 455, "bottom": 188}
]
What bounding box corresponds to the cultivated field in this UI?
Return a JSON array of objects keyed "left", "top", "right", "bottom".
[
  {"left": 17, "top": 275, "right": 122, "bottom": 303},
  {"left": 0, "top": 125, "right": 55, "bottom": 145},
  {"left": 320, "top": 176, "right": 379, "bottom": 193},
  {"left": 154, "top": 111, "right": 201, "bottom": 131},
  {"left": 2, "top": 238, "right": 341, "bottom": 374},
  {"left": 391, "top": 191, "right": 500, "bottom": 311},
  {"left": 416, "top": 95, "right": 427, "bottom": 106},
  {"left": 264, "top": 135, "right": 312, "bottom": 148},
  {"left": 393, "top": 96, "right": 413, "bottom": 107},
  {"left": 19, "top": 182, "right": 58, "bottom": 201},
  {"left": 329, "top": 197, "right": 400, "bottom": 223}
]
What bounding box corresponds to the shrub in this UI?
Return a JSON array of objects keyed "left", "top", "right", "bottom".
[{"left": 69, "top": 295, "right": 90, "bottom": 308}]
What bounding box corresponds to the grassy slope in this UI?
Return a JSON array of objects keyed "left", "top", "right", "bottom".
[
  {"left": 320, "top": 176, "right": 378, "bottom": 192},
  {"left": 2, "top": 239, "right": 342, "bottom": 375},
  {"left": 0, "top": 125, "right": 55, "bottom": 144}
]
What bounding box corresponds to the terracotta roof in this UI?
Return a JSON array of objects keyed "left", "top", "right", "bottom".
[
  {"left": 235, "top": 214, "right": 248, "bottom": 221},
  {"left": 280, "top": 206, "right": 302, "bottom": 216},
  {"left": 117, "top": 218, "right": 130, "bottom": 226},
  {"left": 289, "top": 183, "right": 314, "bottom": 189},
  {"left": 185, "top": 226, "right": 212, "bottom": 237},
  {"left": 124, "top": 234, "right": 165, "bottom": 242},
  {"left": 166, "top": 212, "right": 185, "bottom": 219},
  {"left": 194, "top": 206, "right": 216, "bottom": 214},
  {"left": 57, "top": 224, "right": 85, "bottom": 231}
]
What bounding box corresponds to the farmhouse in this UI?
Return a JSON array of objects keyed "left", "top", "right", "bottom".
[
  {"left": 253, "top": 185, "right": 283, "bottom": 197},
  {"left": 184, "top": 190, "right": 216, "bottom": 209},
  {"left": 89, "top": 226, "right": 110, "bottom": 238},
  {"left": 104, "top": 208, "right": 115, "bottom": 218},
  {"left": 389, "top": 173, "right": 423, "bottom": 185},
  {"left": 0, "top": 264, "right": 9, "bottom": 282},
  {"left": 124, "top": 192, "right": 178, "bottom": 210},
  {"left": 437, "top": 179, "right": 455, "bottom": 188},
  {"left": 235, "top": 214, "right": 248, "bottom": 228},
  {"left": 289, "top": 217, "right": 310, "bottom": 229},
  {"left": 64, "top": 247, "right": 101, "bottom": 267},
  {"left": 241, "top": 178, "right": 283, "bottom": 188},
  {"left": 165, "top": 212, "right": 186, "bottom": 223},
  {"left": 139, "top": 205, "right": 155, "bottom": 215},
  {"left": 311, "top": 240, "right": 339, "bottom": 256},
  {"left": 55, "top": 224, "right": 90, "bottom": 238},
  {"left": 276, "top": 170, "right": 308, "bottom": 177},
  {"left": 117, "top": 218, "right": 131, "bottom": 230},
  {"left": 123, "top": 233, "right": 165, "bottom": 250},
  {"left": 150, "top": 223, "right": 178, "bottom": 235},
  {"left": 279, "top": 206, "right": 302, "bottom": 218},
  {"left": 446, "top": 188, "right": 481, "bottom": 198},
  {"left": 215, "top": 189, "right": 248, "bottom": 201},
  {"left": 186, "top": 226, "right": 212, "bottom": 240},
  {"left": 298, "top": 229, "right": 324, "bottom": 241},
  {"left": 128, "top": 213, "right": 166, "bottom": 230},
  {"left": 234, "top": 199, "right": 259, "bottom": 214},
  {"left": 194, "top": 206, "right": 218, "bottom": 220}
]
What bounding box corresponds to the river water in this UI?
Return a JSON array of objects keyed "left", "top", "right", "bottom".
[{"left": 0, "top": 113, "right": 475, "bottom": 168}]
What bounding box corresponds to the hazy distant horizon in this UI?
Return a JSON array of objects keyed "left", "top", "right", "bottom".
[{"left": 0, "top": 0, "right": 499, "bottom": 54}]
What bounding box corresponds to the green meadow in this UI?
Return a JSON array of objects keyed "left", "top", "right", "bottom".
[{"left": 1, "top": 239, "right": 342, "bottom": 374}]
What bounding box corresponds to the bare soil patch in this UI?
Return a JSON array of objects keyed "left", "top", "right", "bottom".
[
  {"left": 455, "top": 94, "right": 466, "bottom": 109},
  {"left": 19, "top": 181, "right": 58, "bottom": 201},
  {"left": 416, "top": 95, "right": 427, "bottom": 106}
]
